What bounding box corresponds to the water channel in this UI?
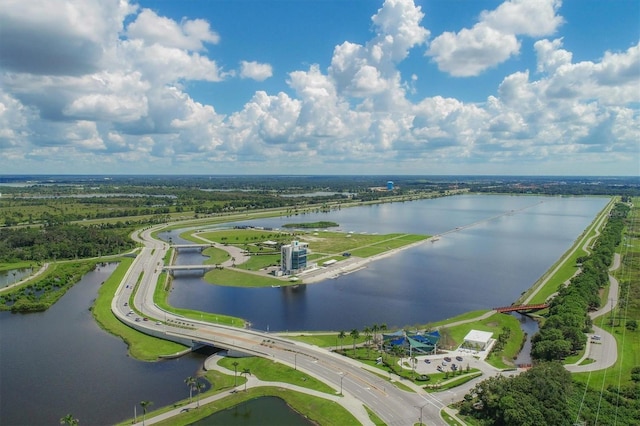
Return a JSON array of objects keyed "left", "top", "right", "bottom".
[{"left": 0, "top": 194, "right": 609, "bottom": 424}]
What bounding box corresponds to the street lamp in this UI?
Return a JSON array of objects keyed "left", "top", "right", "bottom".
[
  {"left": 339, "top": 373, "right": 346, "bottom": 395},
  {"left": 294, "top": 353, "right": 297, "bottom": 370},
  {"left": 416, "top": 403, "right": 427, "bottom": 426}
]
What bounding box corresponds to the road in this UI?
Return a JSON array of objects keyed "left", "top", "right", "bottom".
[{"left": 114, "top": 225, "right": 453, "bottom": 425}]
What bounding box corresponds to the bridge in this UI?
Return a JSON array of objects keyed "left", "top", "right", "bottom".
[
  {"left": 163, "top": 264, "right": 218, "bottom": 275},
  {"left": 170, "top": 243, "right": 214, "bottom": 251},
  {"left": 494, "top": 303, "right": 549, "bottom": 313}
]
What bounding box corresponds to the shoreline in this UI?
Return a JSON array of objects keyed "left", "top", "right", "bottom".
[{"left": 298, "top": 237, "right": 434, "bottom": 284}]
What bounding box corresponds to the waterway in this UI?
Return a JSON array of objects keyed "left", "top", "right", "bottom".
[
  {"left": 166, "top": 195, "right": 608, "bottom": 332},
  {"left": 0, "top": 267, "right": 33, "bottom": 288},
  {"left": 0, "top": 263, "right": 209, "bottom": 425},
  {"left": 0, "top": 194, "right": 608, "bottom": 424}
]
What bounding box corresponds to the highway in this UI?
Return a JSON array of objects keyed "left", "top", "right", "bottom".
[{"left": 113, "top": 225, "right": 452, "bottom": 425}]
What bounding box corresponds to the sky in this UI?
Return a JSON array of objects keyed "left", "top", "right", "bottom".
[{"left": 0, "top": 0, "right": 638, "bottom": 176}]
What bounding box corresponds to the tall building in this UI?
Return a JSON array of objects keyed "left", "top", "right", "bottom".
[{"left": 281, "top": 240, "right": 308, "bottom": 274}]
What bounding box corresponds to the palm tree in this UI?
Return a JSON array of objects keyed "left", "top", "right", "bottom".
[
  {"left": 185, "top": 376, "right": 197, "bottom": 403},
  {"left": 60, "top": 414, "right": 79, "bottom": 426},
  {"left": 363, "top": 326, "right": 372, "bottom": 357},
  {"left": 232, "top": 361, "right": 239, "bottom": 387},
  {"left": 196, "top": 380, "right": 206, "bottom": 408},
  {"left": 241, "top": 368, "right": 251, "bottom": 391},
  {"left": 349, "top": 329, "right": 360, "bottom": 354},
  {"left": 139, "top": 400, "right": 153, "bottom": 426},
  {"left": 371, "top": 324, "right": 380, "bottom": 348},
  {"left": 338, "top": 330, "right": 346, "bottom": 350}
]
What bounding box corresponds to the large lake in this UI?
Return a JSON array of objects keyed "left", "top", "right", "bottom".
[
  {"left": 0, "top": 194, "right": 609, "bottom": 424},
  {"left": 166, "top": 194, "right": 609, "bottom": 331}
]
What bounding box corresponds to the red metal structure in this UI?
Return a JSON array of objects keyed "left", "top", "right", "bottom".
[{"left": 493, "top": 303, "right": 549, "bottom": 313}]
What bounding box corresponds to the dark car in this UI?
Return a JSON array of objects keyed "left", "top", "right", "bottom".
[
  {"left": 456, "top": 356, "right": 463, "bottom": 361},
  {"left": 424, "top": 359, "right": 431, "bottom": 364},
  {"left": 444, "top": 356, "right": 451, "bottom": 362}
]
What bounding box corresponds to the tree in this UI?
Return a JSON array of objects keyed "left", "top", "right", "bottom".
[
  {"left": 338, "top": 330, "right": 346, "bottom": 350},
  {"left": 184, "top": 376, "right": 196, "bottom": 404},
  {"left": 60, "top": 414, "right": 79, "bottom": 426},
  {"left": 241, "top": 368, "right": 251, "bottom": 391},
  {"left": 363, "top": 326, "right": 372, "bottom": 357},
  {"left": 232, "top": 361, "right": 239, "bottom": 387},
  {"left": 139, "top": 400, "right": 153, "bottom": 426},
  {"left": 349, "top": 329, "right": 360, "bottom": 354},
  {"left": 196, "top": 380, "right": 206, "bottom": 408},
  {"left": 371, "top": 323, "right": 380, "bottom": 348},
  {"left": 626, "top": 318, "right": 638, "bottom": 331}
]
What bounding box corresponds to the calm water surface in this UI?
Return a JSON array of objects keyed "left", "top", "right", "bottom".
[
  {"left": 0, "top": 263, "right": 209, "bottom": 425},
  {"left": 167, "top": 195, "right": 608, "bottom": 331}
]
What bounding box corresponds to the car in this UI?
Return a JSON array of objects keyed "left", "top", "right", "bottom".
[
  {"left": 451, "top": 365, "right": 458, "bottom": 371},
  {"left": 442, "top": 361, "right": 448, "bottom": 366},
  {"left": 135, "top": 318, "right": 141, "bottom": 322},
  {"left": 155, "top": 321, "right": 162, "bottom": 325},
  {"left": 444, "top": 356, "right": 451, "bottom": 362},
  {"left": 456, "top": 356, "right": 463, "bottom": 361},
  {"left": 437, "top": 366, "right": 443, "bottom": 372},
  {"left": 124, "top": 302, "right": 128, "bottom": 306},
  {"left": 424, "top": 359, "right": 431, "bottom": 364},
  {"left": 143, "top": 317, "right": 149, "bottom": 321}
]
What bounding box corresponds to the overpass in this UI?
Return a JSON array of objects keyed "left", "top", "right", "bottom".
[
  {"left": 170, "top": 243, "right": 214, "bottom": 251},
  {"left": 493, "top": 303, "right": 549, "bottom": 313},
  {"left": 162, "top": 264, "right": 218, "bottom": 275}
]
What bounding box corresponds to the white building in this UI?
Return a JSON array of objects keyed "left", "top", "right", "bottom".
[
  {"left": 281, "top": 240, "right": 308, "bottom": 274},
  {"left": 462, "top": 330, "right": 493, "bottom": 351}
]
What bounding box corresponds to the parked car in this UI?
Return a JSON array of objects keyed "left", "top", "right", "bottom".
[
  {"left": 456, "top": 356, "right": 463, "bottom": 361},
  {"left": 444, "top": 356, "right": 451, "bottom": 362},
  {"left": 424, "top": 359, "right": 431, "bottom": 364}
]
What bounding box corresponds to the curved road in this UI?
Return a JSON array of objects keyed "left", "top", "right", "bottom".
[{"left": 115, "top": 225, "right": 452, "bottom": 425}]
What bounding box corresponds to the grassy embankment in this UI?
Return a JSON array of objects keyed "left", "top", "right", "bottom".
[{"left": 91, "top": 258, "right": 188, "bottom": 360}]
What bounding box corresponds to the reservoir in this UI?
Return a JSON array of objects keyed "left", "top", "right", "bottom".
[
  {"left": 167, "top": 195, "right": 609, "bottom": 331},
  {"left": 0, "top": 194, "right": 609, "bottom": 424}
]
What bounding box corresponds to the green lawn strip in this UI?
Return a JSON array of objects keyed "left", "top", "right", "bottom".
[
  {"left": 217, "top": 356, "right": 337, "bottom": 395},
  {"left": 285, "top": 332, "right": 367, "bottom": 348},
  {"left": 203, "top": 267, "right": 288, "bottom": 287},
  {"left": 150, "top": 387, "right": 359, "bottom": 426},
  {"left": 196, "top": 228, "right": 294, "bottom": 245},
  {"left": 578, "top": 358, "right": 596, "bottom": 366},
  {"left": 392, "top": 380, "right": 415, "bottom": 393},
  {"left": 364, "top": 405, "right": 386, "bottom": 426},
  {"left": 0, "top": 260, "right": 35, "bottom": 272},
  {"left": 234, "top": 254, "right": 280, "bottom": 271},
  {"left": 154, "top": 273, "right": 246, "bottom": 327},
  {"left": 200, "top": 246, "right": 230, "bottom": 265},
  {"left": 91, "top": 258, "right": 188, "bottom": 361},
  {"left": 424, "top": 371, "right": 483, "bottom": 393},
  {"left": 441, "top": 409, "right": 466, "bottom": 426}
]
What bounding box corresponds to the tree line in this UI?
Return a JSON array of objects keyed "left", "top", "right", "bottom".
[
  {"left": 0, "top": 224, "right": 135, "bottom": 263},
  {"left": 531, "top": 202, "right": 629, "bottom": 361}
]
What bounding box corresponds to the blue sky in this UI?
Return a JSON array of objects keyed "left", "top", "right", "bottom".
[{"left": 0, "top": 0, "right": 638, "bottom": 176}]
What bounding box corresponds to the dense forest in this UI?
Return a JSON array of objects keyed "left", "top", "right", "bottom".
[
  {"left": 460, "top": 362, "right": 573, "bottom": 425},
  {"left": 0, "top": 224, "right": 135, "bottom": 263}
]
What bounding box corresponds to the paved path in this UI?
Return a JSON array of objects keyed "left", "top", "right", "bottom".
[
  {"left": 0, "top": 262, "right": 49, "bottom": 293},
  {"left": 566, "top": 253, "right": 621, "bottom": 372}
]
